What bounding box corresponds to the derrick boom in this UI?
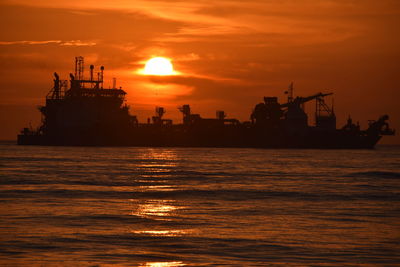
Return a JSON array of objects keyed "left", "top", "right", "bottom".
[{"left": 280, "top": 92, "right": 332, "bottom": 108}]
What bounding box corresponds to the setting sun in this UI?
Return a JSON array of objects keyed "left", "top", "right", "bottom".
[{"left": 143, "top": 57, "right": 174, "bottom": 75}]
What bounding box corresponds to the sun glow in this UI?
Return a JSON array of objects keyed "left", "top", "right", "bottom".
[{"left": 143, "top": 57, "right": 174, "bottom": 75}]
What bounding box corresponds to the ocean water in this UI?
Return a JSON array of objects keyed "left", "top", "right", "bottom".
[{"left": 0, "top": 142, "right": 399, "bottom": 266}]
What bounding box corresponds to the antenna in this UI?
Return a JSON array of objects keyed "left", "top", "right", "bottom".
[
  {"left": 74, "top": 56, "right": 84, "bottom": 88},
  {"left": 75, "top": 56, "right": 84, "bottom": 80},
  {"left": 288, "top": 82, "right": 294, "bottom": 103},
  {"left": 100, "top": 66, "right": 104, "bottom": 89},
  {"left": 90, "top": 64, "right": 94, "bottom": 88},
  {"left": 74, "top": 58, "right": 78, "bottom": 79},
  {"left": 51, "top": 72, "right": 60, "bottom": 99}
]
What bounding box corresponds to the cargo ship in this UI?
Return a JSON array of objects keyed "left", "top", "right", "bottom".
[{"left": 18, "top": 57, "right": 395, "bottom": 148}]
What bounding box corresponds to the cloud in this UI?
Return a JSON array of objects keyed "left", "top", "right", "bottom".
[
  {"left": 0, "top": 40, "right": 97, "bottom": 46},
  {"left": 0, "top": 0, "right": 399, "bottom": 142},
  {"left": 4, "top": 0, "right": 399, "bottom": 40},
  {"left": 175, "top": 53, "right": 200, "bottom": 62},
  {"left": 0, "top": 40, "right": 62, "bottom": 45},
  {"left": 60, "top": 40, "right": 97, "bottom": 46}
]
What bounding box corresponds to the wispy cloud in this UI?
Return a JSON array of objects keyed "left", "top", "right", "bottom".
[
  {"left": 0, "top": 40, "right": 61, "bottom": 45},
  {"left": 0, "top": 40, "right": 97, "bottom": 46},
  {"left": 60, "top": 40, "right": 97, "bottom": 46},
  {"left": 4, "top": 0, "right": 399, "bottom": 38}
]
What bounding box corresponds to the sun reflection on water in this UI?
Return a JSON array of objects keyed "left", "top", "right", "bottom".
[
  {"left": 139, "top": 261, "right": 186, "bottom": 267},
  {"left": 139, "top": 185, "right": 176, "bottom": 191},
  {"left": 139, "top": 149, "right": 179, "bottom": 161},
  {"left": 131, "top": 199, "right": 180, "bottom": 219},
  {"left": 135, "top": 149, "right": 179, "bottom": 176},
  {"left": 132, "top": 229, "right": 193, "bottom": 237}
]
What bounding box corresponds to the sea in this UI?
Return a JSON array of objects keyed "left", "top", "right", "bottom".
[{"left": 0, "top": 142, "right": 399, "bottom": 266}]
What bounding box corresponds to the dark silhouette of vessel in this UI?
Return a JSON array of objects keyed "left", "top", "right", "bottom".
[{"left": 18, "top": 57, "right": 395, "bottom": 148}]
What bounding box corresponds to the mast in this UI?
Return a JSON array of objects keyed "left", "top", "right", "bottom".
[{"left": 288, "top": 82, "right": 294, "bottom": 103}]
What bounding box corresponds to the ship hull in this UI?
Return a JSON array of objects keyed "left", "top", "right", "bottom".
[{"left": 17, "top": 127, "right": 381, "bottom": 149}]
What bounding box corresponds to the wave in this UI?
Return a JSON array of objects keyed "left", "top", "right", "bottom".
[
  {"left": 1, "top": 188, "right": 398, "bottom": 202},
  {"left": 345, "top": 171, "right": 400, "bottom": 179}
]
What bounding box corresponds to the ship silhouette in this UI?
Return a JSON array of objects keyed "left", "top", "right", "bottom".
[{"left": 18, "top": 57, "right": 395, "bottom": 148}]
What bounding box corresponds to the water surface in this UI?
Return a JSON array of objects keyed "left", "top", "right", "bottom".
[{"left": 0, "top": 143, "right": 399, "bottom": 266}]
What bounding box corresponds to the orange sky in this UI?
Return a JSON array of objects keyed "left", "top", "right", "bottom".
[{"left": 0, "top": 0, "right": 399, "bottom": 143}]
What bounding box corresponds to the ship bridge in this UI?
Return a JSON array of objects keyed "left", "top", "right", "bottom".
[{"left": 47, "top": 56, "right": 126, "bottom": 101}]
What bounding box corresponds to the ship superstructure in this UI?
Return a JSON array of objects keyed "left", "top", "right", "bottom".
[{"left": 18, "top": 57, "right": 395, "bottom": 148}]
